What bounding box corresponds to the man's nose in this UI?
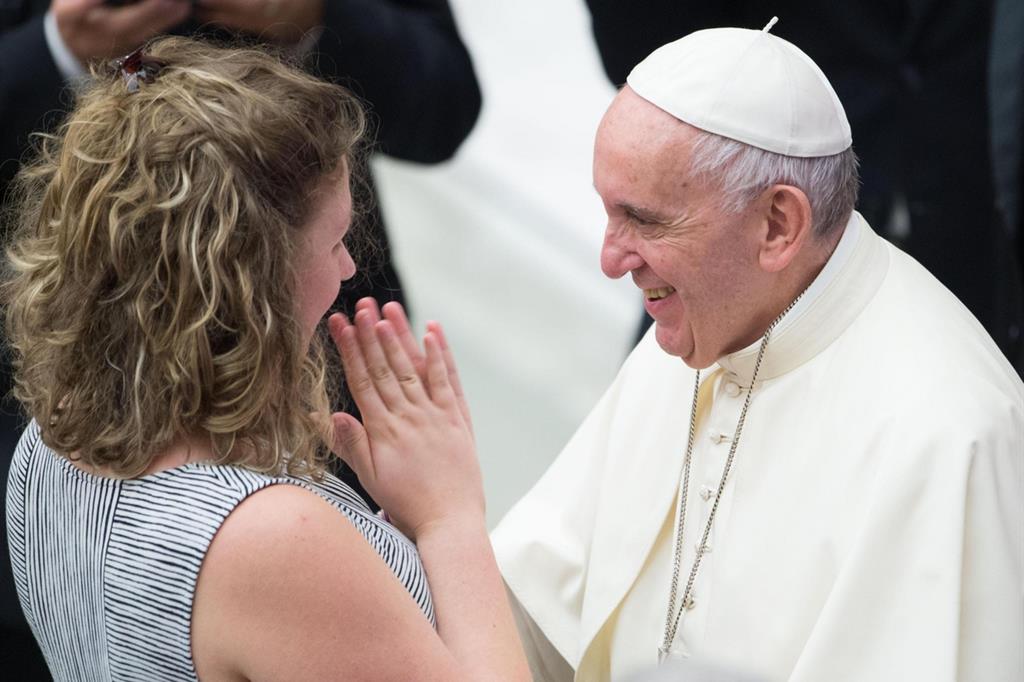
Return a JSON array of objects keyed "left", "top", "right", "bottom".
[{"left": 600, "top": 226, "right": 642, "bottom": 279}]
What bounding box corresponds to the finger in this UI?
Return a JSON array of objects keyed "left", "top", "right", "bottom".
[
  {"left": 376, "top": 320, "right": 428, "bottom": 404},
  {"left": 63, "top": 0, "right": 110, "bottom": 25},
  {"left": 425, "top": 321, "right": 473, "bottom": 432},
  {"left": 382, "top": 302, "right": 426, "bottom": 379},
  {"left": 423, "top": 332, "right": 457, "bottom": 409},
  {"left": 95, "top": 0, "right": 192, "bottom": 37},
  {"left": 191, "top": 9, "right": 257, "bottom": 32},
  {"left": 59, "top": 0, "right": 105, "bottom": 15},
  {"left": 425, "top": 321, "right": 467, "bottom": 401},
  {"left": 355, "top": 297, "right": 382, "bottom": 324},
  {"left": 190, "top": 9, "right": 232, "bottom": 24},
  {"left": 327, "top": 313, "right": 348, "bottom": 355},
  {"left": 355, "top": 308, "right": 405, "bottom": 409},
  {"left": 330, "top": 413, "right": 375, "bottom": 484},
  {"left": 191, "top": 0, "right": 243, "bottom": 10},
  {"left": 335, "top": 318, "right": 387, "bottom": 419}
]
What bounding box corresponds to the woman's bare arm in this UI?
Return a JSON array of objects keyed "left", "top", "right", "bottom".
[
  {"left": 192, "top": 302, "right": 529, "bottom": 681},
  {"left": 192, "top": 484, "right": 465, "bottom": 681},
  {"left": 327, "top": 306, "right": 530, "bottom": 680}
]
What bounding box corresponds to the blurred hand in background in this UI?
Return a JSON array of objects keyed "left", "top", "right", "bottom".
[
  {"left": 193, "top": 0, "right": 325, "bottom": 45},
  {"left": 53, "top": 0, "right": 191, "bottom": 63}
]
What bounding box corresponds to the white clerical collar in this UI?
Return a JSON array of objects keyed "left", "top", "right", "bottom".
[
  {"left": 774, "top": 210, "right": 860, "bottom": 330},
  {"left": 716, "top": 211, "right": 889, "bottom": 382}
]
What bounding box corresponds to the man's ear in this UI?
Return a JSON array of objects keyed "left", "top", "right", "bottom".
[{"left": 756, "top": 184, "right": 813, "bottom": 273}]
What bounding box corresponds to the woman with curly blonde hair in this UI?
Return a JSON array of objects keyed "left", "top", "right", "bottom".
[{"left": 4, "top": 36, "right": 528, "bottom": 681}]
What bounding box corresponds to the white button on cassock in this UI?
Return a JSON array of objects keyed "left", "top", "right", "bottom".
[
  {"left": 699, "top": 485, "right": 714, "bottom": 501},
  {"left": 724, "top": 381, "right": 741, "bottom": 397}
]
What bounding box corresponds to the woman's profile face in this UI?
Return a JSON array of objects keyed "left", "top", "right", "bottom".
[{"left": 295, "top": 161, "right": 356, "bottom": 343}]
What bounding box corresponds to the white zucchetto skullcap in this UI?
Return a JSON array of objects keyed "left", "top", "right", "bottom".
[{"left": 626, "top": 18, "right": 852, "bottom": 157}]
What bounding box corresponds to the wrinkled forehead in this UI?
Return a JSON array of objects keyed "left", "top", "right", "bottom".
[
  {"left": 598, "top": 87, "right": 691, "bottom": 148},
  {"left": 594, "top": 88, "right": 704, "bottom": 201}
]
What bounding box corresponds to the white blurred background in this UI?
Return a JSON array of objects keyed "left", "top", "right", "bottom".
[{"left": 371, "top": 0, "right": 640, "bottom": 527}]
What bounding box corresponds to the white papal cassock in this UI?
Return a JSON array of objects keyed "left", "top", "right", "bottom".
[{"left": 492, "top": 213, "right": 1024, "bottom": 682}]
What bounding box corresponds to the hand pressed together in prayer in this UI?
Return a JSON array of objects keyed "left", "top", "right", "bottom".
[{"left": 328, "top": 299, "right": 482, "bottom": 541}]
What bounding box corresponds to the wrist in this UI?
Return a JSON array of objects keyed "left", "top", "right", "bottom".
[{"left": 413, "top": 513, "right": 489, "bottom": 546}]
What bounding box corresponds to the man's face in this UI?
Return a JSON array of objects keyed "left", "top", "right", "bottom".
[{"left": 594, "top": 88, "right": 766, "bottom": 368}]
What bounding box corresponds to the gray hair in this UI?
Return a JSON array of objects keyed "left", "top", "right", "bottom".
[{"left": 688, "top": 130, "right": 860, "bottom": 239}]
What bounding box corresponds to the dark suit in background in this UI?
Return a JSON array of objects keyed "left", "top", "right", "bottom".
[
  {"left": 589, "top": 0, "right": 1024, "bottom": 376},
  {"left": 0, "top": 1, "right": 481, "bottom": 675},
  {"left": 990, "top": 0, "right": 1024, "bottom": 370}
]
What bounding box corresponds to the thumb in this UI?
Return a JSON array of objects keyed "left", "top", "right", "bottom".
[{"left": 330, "top": 412, "right": 373, "bottom": 482}]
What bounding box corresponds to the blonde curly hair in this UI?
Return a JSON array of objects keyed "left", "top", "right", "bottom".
[{"left": 2, "top": 36, "right": 367, "bottom": 478}]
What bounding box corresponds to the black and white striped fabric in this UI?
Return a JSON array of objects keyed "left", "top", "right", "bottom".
[{"left": 6, "top": 420, "right": 434, "bottom": 681}]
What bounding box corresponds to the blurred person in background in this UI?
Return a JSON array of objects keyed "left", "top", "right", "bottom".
[
  {"left": 989, "top": 0, "right": 1024, "bottom": 371},
  {"left": 493, "top": 24, "right": 1023, "bottom": 681},
  {"left": 0, "top": 0, "right": 480, "bottom": 671},
  {"left": 3, "top": 37, "right": 528, "bottom": 681},
  {"left": 586, "top": 0, "right": 1024, "bottom": 378},
  {"left": 1, "top": 0, "right": 481, "bottom": 315}
]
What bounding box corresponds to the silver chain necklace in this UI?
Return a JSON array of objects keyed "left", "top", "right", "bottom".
[{"left": 658, "top": 294, "right": 804, "bottom": 664}]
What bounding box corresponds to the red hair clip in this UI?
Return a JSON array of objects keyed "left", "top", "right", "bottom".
[{"left": 112, "top": 47, "right": 167, "bottom": 93}]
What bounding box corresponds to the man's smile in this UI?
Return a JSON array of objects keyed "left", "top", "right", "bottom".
[{"left": 644, "top": 286, "right": 676, "bottom": 301}]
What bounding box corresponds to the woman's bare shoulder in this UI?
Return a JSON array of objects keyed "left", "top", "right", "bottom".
[{"left": 191, "top": 483, "right": 460, "bottom": 681}]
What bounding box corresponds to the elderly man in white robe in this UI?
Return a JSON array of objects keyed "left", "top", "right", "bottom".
[{"left": 492, "top": 20, "right": 1024, "bottom": 682}]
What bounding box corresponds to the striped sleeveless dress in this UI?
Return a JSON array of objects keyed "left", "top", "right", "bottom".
[{"left": 5, "top": 420, "right": 434, "bottom": 681}]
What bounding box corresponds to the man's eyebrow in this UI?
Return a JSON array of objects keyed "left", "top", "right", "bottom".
[
  {"left": 618, "top": 203, "right": 673, "bottom": 223},
  {"left": 592, "top": 185, "right": 682, "bottom": 224}
]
